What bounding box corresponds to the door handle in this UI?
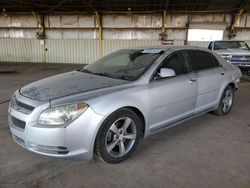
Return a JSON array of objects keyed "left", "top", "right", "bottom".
[
  {"left": 221, "top": 72, "right": 225, "bottom": 76},
  {"left": 189, "top": 78, "right": 196, "bottom": 84}
]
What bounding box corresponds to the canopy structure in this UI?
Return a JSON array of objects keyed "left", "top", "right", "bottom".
[{"left": 0, "top": 0, "right": 249, "bottom": 14}]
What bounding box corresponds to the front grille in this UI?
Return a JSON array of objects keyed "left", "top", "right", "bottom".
[
  {"left": 231, "top": 55, "right": 250, "bottom": 59},
  {"left": 11, "top": 116, "right": 26, "bottom": 129},
  {"left": 227, "top": 55, "right": 250, "bottom": 64},
  {"left": 15, "top": 99, "right": 34, "bottom": 111},
  {"left": 11, "top": 97, "right": 34, "bottom": 114}
]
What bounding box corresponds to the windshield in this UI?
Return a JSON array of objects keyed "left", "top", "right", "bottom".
[
  {"left": 80, "top": 49, "right": 162, "bottom": 81},
  {"left": 214, "top": 41, "right": 250, "bottom": 50}
]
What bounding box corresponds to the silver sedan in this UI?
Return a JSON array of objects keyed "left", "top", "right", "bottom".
[{"left": 8, "top": 46, "right": 242, "bottom": 163}]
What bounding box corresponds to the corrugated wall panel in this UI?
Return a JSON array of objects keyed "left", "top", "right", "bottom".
[
  {"left": 173, "top": 40, "right": 185, "bottom": 45},
  {"left": 0, "top": 38, "right": 41, "bottom": 62},
  {"left": 4, "top": 39, "right": 245, "bottom": 64},
  {"left": 187, "top": 41, "right": 210, "bottom": 48},
  {"left": 103, "top": 39, "right": 161, "bottom": 55},
  {"left": 46, "top": 39, "right": 99, "bottom": 64}
]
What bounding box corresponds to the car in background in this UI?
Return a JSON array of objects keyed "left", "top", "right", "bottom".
[
  {"left": 208, "top": 40, "right": 250, "bottom": 70},
  {"left": 8, "top": 46, "right": 241, "bottom": 163}
]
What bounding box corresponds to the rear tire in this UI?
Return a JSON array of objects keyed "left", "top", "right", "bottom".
[
  {"left": 94, "top": 108, "right": 141, "bottom": 163},
  {"left": 213, "top": 85, "right": 234, "bottom": 116}
]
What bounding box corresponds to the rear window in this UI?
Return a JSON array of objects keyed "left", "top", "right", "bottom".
[{"left": 189, "top": 50, "right": 220, "bottom": 71}]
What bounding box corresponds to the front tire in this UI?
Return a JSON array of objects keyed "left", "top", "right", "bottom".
[
  {"left": 213, "top": 85, "right": 234, "bottom": 116},
  {"left": 94, "top": 108, "right": 141, "bottom": 163}
]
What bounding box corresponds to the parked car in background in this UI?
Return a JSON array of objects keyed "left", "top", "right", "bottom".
[
  {"left": 8, "top": 46, "right": 241, "bottom": 163},
  {"left": 208, "top": 40, "right": 250, "bottom": 70}
]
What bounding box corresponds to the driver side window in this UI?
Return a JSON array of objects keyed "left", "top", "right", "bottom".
[{"left": 160, "top": 51, "right": 193, "bottom": 76}]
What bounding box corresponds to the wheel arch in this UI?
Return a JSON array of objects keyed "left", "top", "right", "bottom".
[
  {"left": 123, "top": 106, "right": 146, "bottom": 139},
  {"left": 96, "top": 106, "right": 147, "bottom": 140},
  {"left": 228, "top": 82, "right": 236, "bottom": 90},
  {"left": 214, "top": 81, "right": 236, "bottom": 111}
]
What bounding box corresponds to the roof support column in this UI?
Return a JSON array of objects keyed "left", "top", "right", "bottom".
[
  {"left": 95, "top": 11, "right": 103, "bottom": 57},
  {"left": 230, "top": 9, "right": 244, "bottom": 39},
  {"left": 160, "top": 10, "right": 168, "bottom": 44},
  {"left": 32, "top": 12, "right": 46, "bottom": 63},
  {"left": 162, "top": 10, "right": 166, "bottom": 34}
]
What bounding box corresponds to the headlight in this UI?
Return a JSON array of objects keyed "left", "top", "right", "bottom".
[{"left": 38, "top": 103, "right": 88, "bottom": 125}]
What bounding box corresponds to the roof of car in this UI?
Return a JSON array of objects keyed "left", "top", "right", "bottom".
[
  {"left": 212, "top": 40, "right": 245, "bottom": 42},
  {"left": 129, "top": 45, "right": 208, "bottom": 52}
]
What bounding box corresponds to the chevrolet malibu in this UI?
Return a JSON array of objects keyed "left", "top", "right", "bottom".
[{"left": 8, "top": 46, "right": 242, "bottom": 163}]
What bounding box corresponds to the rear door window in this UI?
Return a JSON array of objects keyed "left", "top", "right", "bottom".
[{"left": 189, "top": 50, "right": 220, "bottom": 71}]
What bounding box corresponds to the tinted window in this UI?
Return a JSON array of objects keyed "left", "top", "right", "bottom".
[
  {"left": 189, "top": 50, "right": 220, "bottom": 71},
  {"left": 161, "top": 51, "right": 193, "bottom": 75},
  {"left": 214, "top": 41, "right": 250, "bottom": 50}
]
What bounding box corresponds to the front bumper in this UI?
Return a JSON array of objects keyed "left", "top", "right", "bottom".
[{"left": 8, "top": 91, "right": 105, "bottom": 160}]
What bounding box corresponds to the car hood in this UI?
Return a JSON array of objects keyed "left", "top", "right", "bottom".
[
  {"left": 214, "top": 48, "right": 250, "bottom": 55},
  {"left": 20, "top": 71, "right": 130, "bottom": 101}
]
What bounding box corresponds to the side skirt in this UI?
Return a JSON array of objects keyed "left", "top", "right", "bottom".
[{"left": 147, "top": 107, "right": 215, "bottom": 137}]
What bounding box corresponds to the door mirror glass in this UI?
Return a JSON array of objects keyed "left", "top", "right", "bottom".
[{"left": 158, "top": 68, "right": 176, "bottom": 78}]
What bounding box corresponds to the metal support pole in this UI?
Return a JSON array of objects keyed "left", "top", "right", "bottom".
[
  {"left": 95, "top": 11, "right": 103, "bottom": 57},
  {"left": 40, "top": 14, "right": 46, "bottom": 63},
  {"left": 162, "top": 10, "right": 166, "bottom": 33},
  {"left": 32, "top": 12, "right": 46, "bottom": 63}
]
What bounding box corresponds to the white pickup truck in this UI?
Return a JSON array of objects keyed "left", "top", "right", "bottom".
[{"left": 208, "top": 40, "right": 250, "bottom": 70}]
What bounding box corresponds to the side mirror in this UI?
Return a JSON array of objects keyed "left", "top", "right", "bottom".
[{"left": 158, "top": 68, "right": 176, "bottom": 78}]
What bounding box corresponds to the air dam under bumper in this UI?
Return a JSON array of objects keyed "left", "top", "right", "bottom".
[{"left": 9, "top": 101, "right": 105, "bottom": 160}]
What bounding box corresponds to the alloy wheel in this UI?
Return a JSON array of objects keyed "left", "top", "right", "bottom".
[
  {"left": 222, "top": 89, "right": 233, "bottom": 113},
  {"left": 105, "top": 117, "right": 137, "bottom": 158}
]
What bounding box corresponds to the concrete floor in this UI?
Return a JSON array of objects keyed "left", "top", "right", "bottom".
[{"left": 0, "top": 63, "right": 250, "bottom": 188}]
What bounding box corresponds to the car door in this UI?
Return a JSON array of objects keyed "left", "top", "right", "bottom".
[
  {"left": 148, "top": 50, "right": 198, "bottom": 131},
  {"left": 188, "top": 50, "right": 225, "bottom": 113}
]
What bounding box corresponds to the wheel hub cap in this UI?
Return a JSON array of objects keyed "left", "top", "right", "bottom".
[{"left": 105, "top": 117, "right": 137, "bottom": 158}]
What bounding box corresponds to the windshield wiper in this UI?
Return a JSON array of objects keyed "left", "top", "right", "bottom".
[
  {"left": 117, "top": 75, "right": 133, "bottom": 81},
  {"left": 78, "top": 69, "right": 132, "bottom": 80},
  {"left": 94, "top": 72, "right": 120, "bottom": 79},
  {"left": 94, "top": 72, "right": 132, "bottom": 81}
]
